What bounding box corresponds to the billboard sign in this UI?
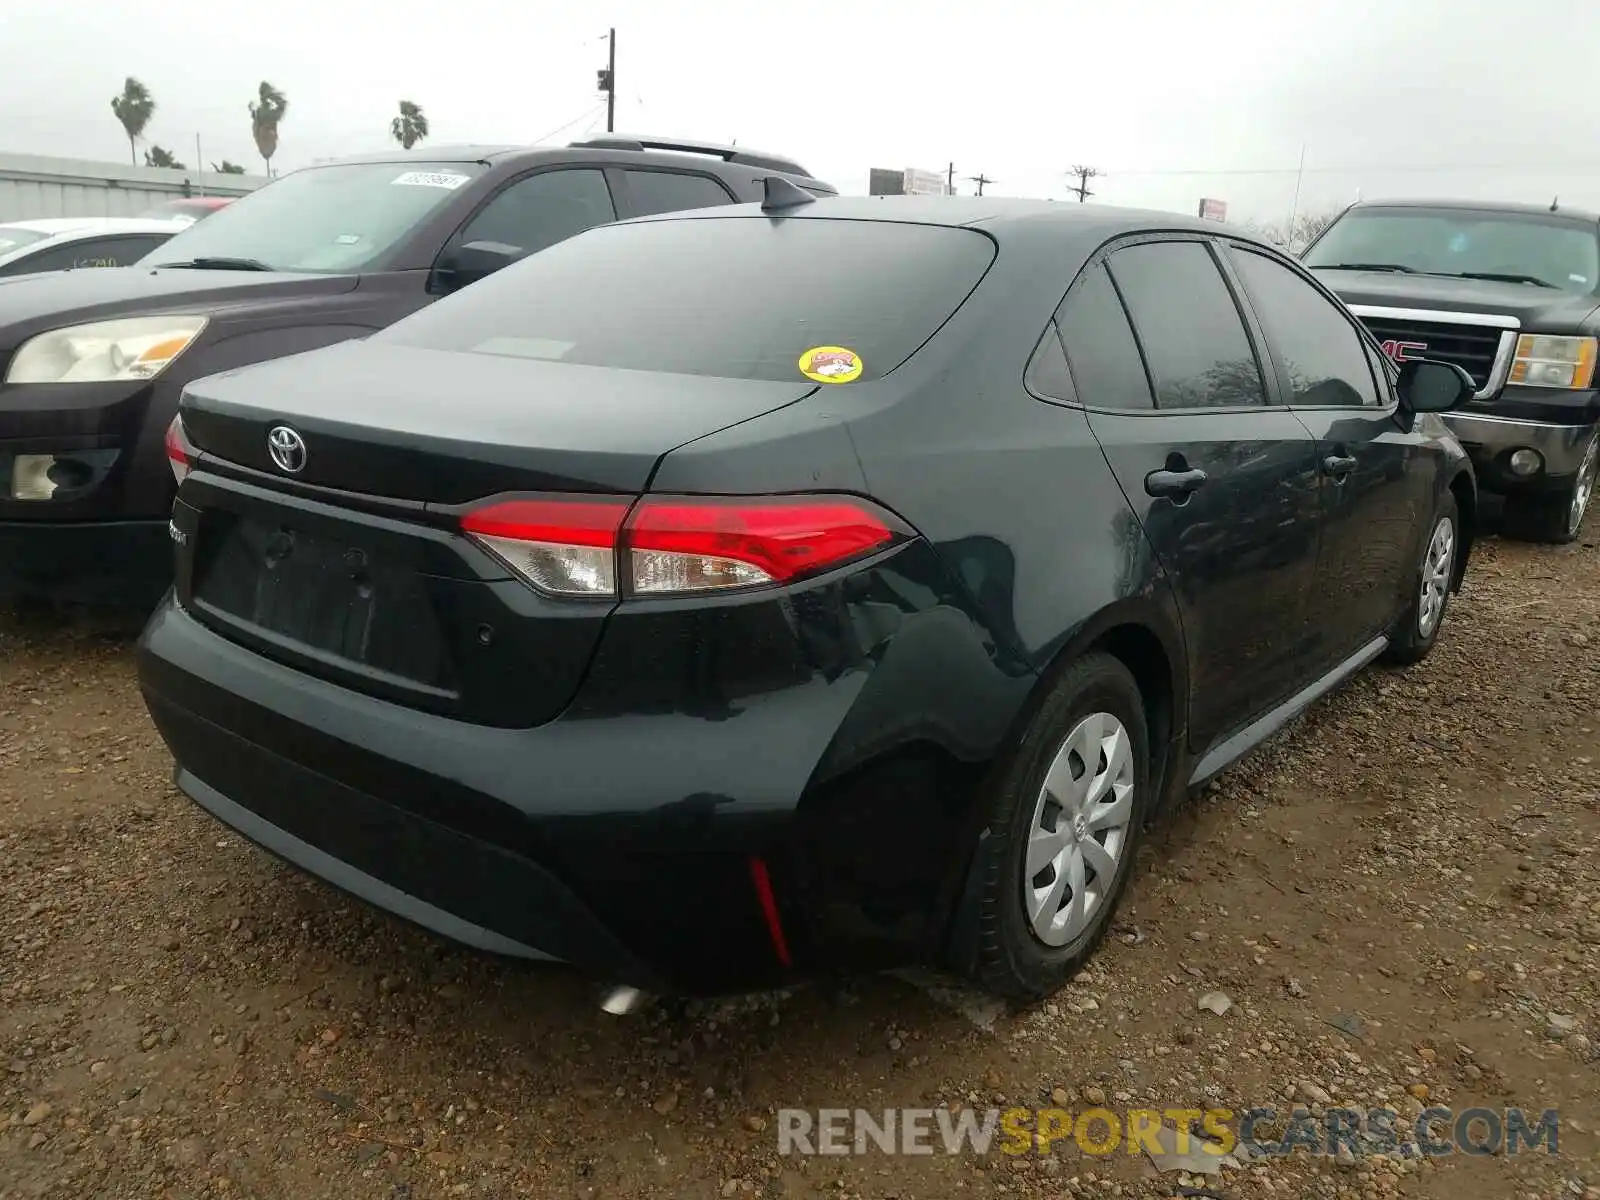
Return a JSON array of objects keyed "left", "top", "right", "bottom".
[
  {"left": 1197, "top": 197, "right": 1228, "bottom": 222},
  {"left": 903, "top": 168, "right": 949, "bottom": 196},
  {"left": 868, "top": 168, "right": 904, "bottom": 196}
]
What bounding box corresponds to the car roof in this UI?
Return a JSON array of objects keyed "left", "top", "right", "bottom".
[
  {"left": 286, "top": 135, "right": 827, "bottom": 186},
  {"left": 0, "top": 217, "right": 186, "bottom": 236},
  {"left": 627, "top": 194, "right": 1264, "bottom": 243},
  {"left": 1348, "top": 197, "right": 1600, "bottom": 224}
]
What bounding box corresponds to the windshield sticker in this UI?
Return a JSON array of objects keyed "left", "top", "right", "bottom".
[
  {"left": 799, "top": 345, "right": 863, "bottom": 384},
  {"left": 1571, "top": 274, "right": 1590, "bottom": 284},
  {"left": 334, "top": 234, "right": 362, "bottom": 245},
  {"left": 391, "top": 170, "right": 470, "bottom": 190}
]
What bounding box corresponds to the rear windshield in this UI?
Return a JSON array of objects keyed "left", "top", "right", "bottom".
[
  {"left": 140, "top": 161, "right": 486, "bottom": 273},
  {"left": 1304, "top": 207, "right": 1600, "bottom": 294},
  {"left": 0, "top": 226, "right": 48, "bottom": 254},
  {"left": 378, "top": 215, "right": 998, "bottom": 383}
]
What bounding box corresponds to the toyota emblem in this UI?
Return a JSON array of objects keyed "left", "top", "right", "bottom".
[{"left": 266, "top": 425, "right": 307, "bottom": 474}]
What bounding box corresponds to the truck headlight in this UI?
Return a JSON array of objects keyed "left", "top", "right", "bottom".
[
  {"left": 3, "top": 316, "right": 208, "bottom": 385},
  {"left": 1509, "top": 334, "right": 1597, "bottom": 389}
]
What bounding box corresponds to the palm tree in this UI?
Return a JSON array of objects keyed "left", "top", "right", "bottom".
[
  {"left": 211, "top": 160, "right": 246, "bottom": 175},
  {"left": 144, "top": 146, "right": 183, "bottom": 169},
  {"left": 110, "top": 77, "right": 156, "bottom": 166},
  {"left": 249, "top": 82, "right": 289, "bottom": 177},
  {"left": 390, "top": 100, "right": 429, "bottom": 151}
]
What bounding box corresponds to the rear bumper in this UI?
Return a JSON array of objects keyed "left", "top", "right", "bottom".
[
  {"left": 1443, "top": 411, "right": 1595, "bottom": 494},
  {"left": 136, "top": 529, "right": 1031, "bottom": 993},
  {"left": 138, "top": 594, "right": 857, "bottom": 994},
  {"left": 0, "top": 517, "right": 171, "bottom": 606}
]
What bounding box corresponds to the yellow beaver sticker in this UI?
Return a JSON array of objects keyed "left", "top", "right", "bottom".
[{"left": 798, "top": 345, "right": 863, "bottom": 384}]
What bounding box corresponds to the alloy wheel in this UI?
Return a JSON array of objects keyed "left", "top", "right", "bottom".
[
  {"left": 1023, "top": 711, "right": 1134, "bottom": 947},
  {"left": 1567, "top": 433, "right": 1600, "bottom": 538},
  {"left": 1417, "top": 515, "right": 1455, "bottom": 639}
]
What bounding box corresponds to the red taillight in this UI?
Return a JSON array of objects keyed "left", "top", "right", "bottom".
[
  {"left": 458, "top": 493, "right": 906, "bottom": 598},
  {"left": 626, "top": 496, "right": 898, "bottom": 593},
  {"left": 165, "top": 414, "right": 197, "bottom": 484}
]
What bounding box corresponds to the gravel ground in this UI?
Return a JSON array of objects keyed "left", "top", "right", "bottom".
[{"left": 2, "top": 529, "right": 1598, "bottom": 1200}]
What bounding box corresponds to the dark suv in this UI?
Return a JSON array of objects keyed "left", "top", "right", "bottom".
[
  {"left": 1304, "top": 198, "right": 1600, "bottom": 541},
  {"left": 0, "top": 135, "right": 834, "bottom": 606}
]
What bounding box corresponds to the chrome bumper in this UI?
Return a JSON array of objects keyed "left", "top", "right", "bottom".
[{"left": 1443, "top": 411, "right": 1595, "bottom": 479}]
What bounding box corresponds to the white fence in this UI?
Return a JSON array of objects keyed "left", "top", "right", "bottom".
[{"left": 0, "top": 153, "right": 268, "bottom": 222}]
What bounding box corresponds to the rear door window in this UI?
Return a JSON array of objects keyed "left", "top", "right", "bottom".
[
  {"left": 621, "top": 170, "right": 736, "bottom": 217},
  {"left": 1056, "top": 263, "right": 1155, "bottom": 410},
  {"left": 384, "top": 216, "right": 998, "bottom": 383},
  {"left": 1107, "top": 240, "right": 1268, "bottom": 410},
  {"left": 451, "top": 168, "right": 617, "bottom": 258}
]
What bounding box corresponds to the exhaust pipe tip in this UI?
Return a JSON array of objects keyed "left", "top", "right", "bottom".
[{"left": 599, "top": 984, "right": 648, "bottom": 1016}]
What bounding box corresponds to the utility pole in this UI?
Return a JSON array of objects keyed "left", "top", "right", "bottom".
[
  {"left": 967, "top": 173, "right": 993, "bottom": 196},
  {"left": 1068, "top": 165, "right": 1100, "bottom": 203},
  {"left": 946, "top": 162, "right": 956, "bottom": 195},
  {"left": 597, "top": 29, "right": 616, "bottom": 133}
]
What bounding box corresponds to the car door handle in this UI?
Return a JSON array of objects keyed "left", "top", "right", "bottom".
[
  {"left": 1322, "top": 454, "right": 1358, "bottom": 476},
  {"left": 1144, "top": 467, "right": 1208, "bottom": 499}
]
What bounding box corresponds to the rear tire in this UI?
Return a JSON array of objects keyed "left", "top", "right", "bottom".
[
  {"left": 1502, "top": 429, "right": 1600, "bottom": 545},
  {"left": 968, "top": 653, "right": 1151, "bottom": 1002},
  {"left": 1384, "top": 491, "right": 1459, "bottom": 666}
]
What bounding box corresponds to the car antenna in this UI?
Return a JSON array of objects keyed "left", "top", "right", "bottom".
[
  {"left": 761, "top": 176, "right": 815, "bottom": 212},
  {"left": 1550, "top": 195, "right": 1560, "bottom": 212}
]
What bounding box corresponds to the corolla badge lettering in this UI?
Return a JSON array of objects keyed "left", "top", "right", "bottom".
[{"left": 267, "top": 425, "right": 308, "bottom": 474}]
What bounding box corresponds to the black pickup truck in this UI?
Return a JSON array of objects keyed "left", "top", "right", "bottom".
[
  {"left": 1304, "top": 198, "right": 1600, "bottom": 541},
  {"left": 0, "top": 136, "right": 835, "bottom": 606}
]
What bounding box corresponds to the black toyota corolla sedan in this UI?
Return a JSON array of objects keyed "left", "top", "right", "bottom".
[{"left": 137, "top": 186, "right": 1479, "bottom": 1003}]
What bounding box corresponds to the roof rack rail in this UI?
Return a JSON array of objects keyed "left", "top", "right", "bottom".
[{"left": 568, "top": 134, "right": 814, "bottom": 179}]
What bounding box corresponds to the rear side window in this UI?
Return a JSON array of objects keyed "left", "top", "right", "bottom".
[
  {"left": 623, "top": 170, "right": 735, "bottom": 217},
  {"left": 1057, "top": 264, "right": 1154, "bottom": 410},
  {"left": 0, "top": 235, "right": 170, "bottom": 276},
  {"left": 1107, "top": 241, "right": 1267, "bottom": 410},
  {"left": 383, "top": 216, "right": 998, "bottom": 383}
]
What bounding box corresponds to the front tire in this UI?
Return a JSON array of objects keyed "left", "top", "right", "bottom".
[
  {"left": 1384, "top": 491, "right": 1459, "bottom": 666},
  {"left": 969, "top": 653, "right": 1151, "bottom": 1002},
  {"left": 1502, "top": 429, "right": 1600, "bottom": 545}
]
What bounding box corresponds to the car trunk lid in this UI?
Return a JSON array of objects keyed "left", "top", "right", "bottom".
[
  {"left": 174, "top": 341, "right": 819, "bottom": 727},
  {"left": 179, "top": 340, "right": 819, "bottom": 502}
]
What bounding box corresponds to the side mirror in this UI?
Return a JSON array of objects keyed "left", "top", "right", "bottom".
[
  {"left": 1397, "top": 358, "right": 1474, "bottom": 413},
  {"left": 435, "top": 240, "right": 523, "bottom": 291}
]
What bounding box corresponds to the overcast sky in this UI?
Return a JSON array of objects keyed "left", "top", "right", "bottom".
[{"left": 3, "top": 0, "right": 1598, "bottom": 225}]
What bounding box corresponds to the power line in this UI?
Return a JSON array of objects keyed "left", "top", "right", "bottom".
[{"left": 531, "top": 104, "right": 606, "bottom": 146}]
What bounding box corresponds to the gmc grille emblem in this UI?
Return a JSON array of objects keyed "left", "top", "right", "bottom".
[{"left": 1379, "top": 339, "right": 1428, "bottom": 364}]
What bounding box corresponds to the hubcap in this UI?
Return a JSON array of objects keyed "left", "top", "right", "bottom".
[
  {"left": 1417, "top": 515, "right": 1455, "bottom": 638},
  {"left": 1023, "top": 711, "right": 1135, "bottom": 948},
  {"left": 1568, "top": 434, "right": 1600, "bottom": 537}
]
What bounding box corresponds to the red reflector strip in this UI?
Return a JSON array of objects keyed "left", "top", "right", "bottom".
[
  {"left": 165, "top": 415, "right": 196, "bottom": 480},
  {"left": 460, "top": 497, "right": 631, "bottom": 548},
  {"left": 625, "top": 497, "right": 897, "bottom": 584},
  {"left": 748, "top": 855, "right": 792, "bottom": 968}
]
